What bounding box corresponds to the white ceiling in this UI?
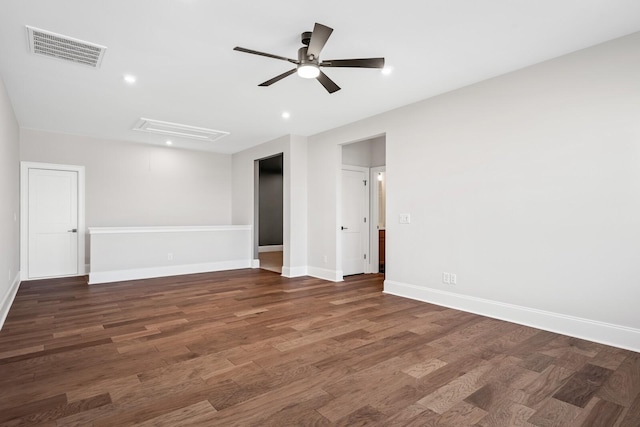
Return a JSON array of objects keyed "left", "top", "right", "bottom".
[{"left": 1, "top": 1, "right": 639, "bottom": 154}]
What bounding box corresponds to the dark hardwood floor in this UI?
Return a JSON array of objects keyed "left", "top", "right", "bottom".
[{"left": 0, "top": 270, "right": 638, "bottom": 426}]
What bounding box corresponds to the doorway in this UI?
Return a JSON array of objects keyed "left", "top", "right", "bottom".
[
  {"left": 20, "top": 162, "right": 85, "bottom": 280},
  {"left": 255, "top": 154, "right": 284, "bottom": 274},
  {"left": 340, "top": 135, "right": 386, "bottom": 277}
]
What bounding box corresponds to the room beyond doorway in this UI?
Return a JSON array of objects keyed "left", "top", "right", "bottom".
[
  {"left": 340, "top": 135, "right": 386, "bottom": 277},
  {"left": 256, "top": 153, "right": 284, "bottom": 274}
]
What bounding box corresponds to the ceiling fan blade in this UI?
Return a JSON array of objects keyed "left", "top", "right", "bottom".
[
  {"left": 233, "top": 47, "right": 297, "bottom": 64},
  {"left": 258, "top": 68, "right": 297, "bottom": 87},
  {"left": 316, "top": 71, "right": 341, "bottom": 94},
  {"left": 306, "top": 23, "right": 333, "bottom": 60},
  {"left": 320, "top": 58, "right": 385, "bottom": 68}
]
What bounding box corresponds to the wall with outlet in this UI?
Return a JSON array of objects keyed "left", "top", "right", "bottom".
[
  {"left": 88, "top": 225, "right": 252, "bottom": 284},
  {"left": 0, "top": 76, "right": 20, "bottom": 329},
  {"left": 307, "top": 32, "right": 640, "bottom": 350}
]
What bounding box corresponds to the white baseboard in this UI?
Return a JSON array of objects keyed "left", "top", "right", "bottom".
[
  {"left": 384, "top": 280, "right": 640, "bottom": 353},
  {"left": 307, "top": 266, "right": 343, "bottom": 282},
  {"left": 282, "top": 266, "right": 308, "bottom": 278},
  {"left": 88, "top": 260, "right": 252, "bottom": 285},
  {"left": 258, "top": 245, "right": 283, "bottom": 253},
  {"left": 0, "top": 272, "right": 21, "bottom": 331},
  {"left": 252, "top": 259, "right": 260, "bottom": 268}
]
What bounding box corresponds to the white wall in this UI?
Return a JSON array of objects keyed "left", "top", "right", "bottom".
[
  {"left": 232, "top": 135, "right": 287, "bottom": 227},
  {"left": 20, "top": 129, "right": 233, "bottom": 266},
  {"left": 288, "top": 135, "right": 308, "bottom": 276},
  {"left": 20, "top": 129, "right": 232, "bottom": 227},
  {"left": 342, "top": 136, "right": 386, "bottom": 167},
  {"left": 307, "top": 32, "right": 640, "bottom": 350},
  {"left": 0, "top": 76, "right": 20, "bottom": 328},
  {"left": 232, "top": 134, "right": 308, "bottom": 277},
  {"left": 88, "top": 226, "right": 252, "bottom": 284}
]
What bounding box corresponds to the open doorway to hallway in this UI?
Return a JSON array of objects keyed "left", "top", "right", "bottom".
[
  {"left": 341, "top": 135, "right": 386, "bottom": 277},
  {"left": 256, "top": 153, "right": 283, "bottom": 274}
]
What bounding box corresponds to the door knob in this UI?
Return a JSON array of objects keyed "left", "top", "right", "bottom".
[
  {"left": 341, "top": 226, "right": 348, "bottom": 230},
  {"left": 68, "top": 228, "right": 78, "bottom": 233}
]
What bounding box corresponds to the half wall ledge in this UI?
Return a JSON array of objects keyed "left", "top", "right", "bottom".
[{"left": 88, "top": 225, "right": 252, "bottom": 284}]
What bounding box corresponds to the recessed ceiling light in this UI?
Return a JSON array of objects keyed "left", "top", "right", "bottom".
[
  {"left": 381, "top": 67, "right": 393, "bottom": 76},
  {"left": 282, "top": 111, "right": 291, "bottom": 119},
  {"left": 165, "top": 140, "right": 172, "bottom": 146},
  {"left": 123, "top": 74, "right": 137, "bottom": 84}
]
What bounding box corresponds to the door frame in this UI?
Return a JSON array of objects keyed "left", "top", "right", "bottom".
[
  {"left": 370, "top": 166, "right": 386, "bottom": 273},
  {"left": 341, "top": 165, "right": 371, "bottom": 276},
  {"left": 254, "top": 153, "right": 284, "bottom": 273},
  {"left": 20, "top": 162, "right": 86, "bottom": 280}
]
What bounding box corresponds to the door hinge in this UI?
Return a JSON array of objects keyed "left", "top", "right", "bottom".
[
  {"left": 363, "top": 179, "right": 367, "bottom": 186},
  {"left": 364, "top": 217, "right": 366, "bottom": 223},
  {"left": 364, "top": 254, "right": 367, "bottom": 260}
]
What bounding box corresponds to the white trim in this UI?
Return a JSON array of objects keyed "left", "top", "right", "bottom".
[
  {"left": 88, "top": 260, "right": 251, "bottom": 285},
  {"left": 20, "top": 162, "right": 86, "bottom": 281},
  {"left": 0, "top": 272, "right": 21, "bottom": 331},
  {"left": 252, "top": 259, "right": 260, "bottom": 268},
  {"left": 282, "top": 266, "right": 308, "bottom": 278},
  {"left": 253, "top": 159, "right": 260, "bottom": 260},
  {"left": 259, "top": 245, "right": 284, "bottom": 253},
  {"left": 384, "top": 280, "right": 640, "bottom": 353},
  {"left": 370, "top": 166, "right": 385, "bottom": 273},
  {"left": 88, "top": 225, "right": 251, "bottom": 234},
  {"left": 307, "top": 266, "right": 344, "bottom": 282}
]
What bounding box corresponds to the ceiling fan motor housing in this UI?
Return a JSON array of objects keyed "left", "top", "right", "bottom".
[{"left": 298, "top": 46, "right": 318, "bottom": 65}]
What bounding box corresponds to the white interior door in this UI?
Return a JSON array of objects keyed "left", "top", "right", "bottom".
[
  {"left": 28, "top": 168, "right": 79, "bottom": 279},
  {"left": 342, "top": 167, "right": 369, "bottom": 276}
]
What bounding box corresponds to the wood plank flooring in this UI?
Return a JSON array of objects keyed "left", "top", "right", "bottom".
[
  {"left": 258, "top": 251, "right": 283, "bottom": 274},
  {"left": 0, "top": 270, "right": 638, "bottom": 426}
]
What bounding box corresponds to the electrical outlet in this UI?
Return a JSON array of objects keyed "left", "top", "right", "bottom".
[
  {"left": 442, "top": 272, "right": 450, "bottom": 284},
  {"left": 399, "top": 213, "right": 411, "bottom": 224},
  {"left": 167, "top": 253, "right": 173, "bottom": 261},
  {"left": 450, "top": 273, "right": 457, "bottom": 285},
  {"left": 323, "top": 255, "right": 328, "bottom": 263}
]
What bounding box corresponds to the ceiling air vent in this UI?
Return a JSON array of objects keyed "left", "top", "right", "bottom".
[
  {"left": 26, "top": 26, "right": 107, "bottom": 68},
  {"left": 133, "top": 118, "right": 230, "bottom": 143}
]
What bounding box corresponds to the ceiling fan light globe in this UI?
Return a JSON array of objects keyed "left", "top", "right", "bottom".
[{"left": 297, "top": 64, "right": 320, "bottom": 79}]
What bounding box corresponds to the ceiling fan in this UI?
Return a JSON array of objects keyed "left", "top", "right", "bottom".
[{"left": 233, "top": 23, "right": 385, "bottom": 94}]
